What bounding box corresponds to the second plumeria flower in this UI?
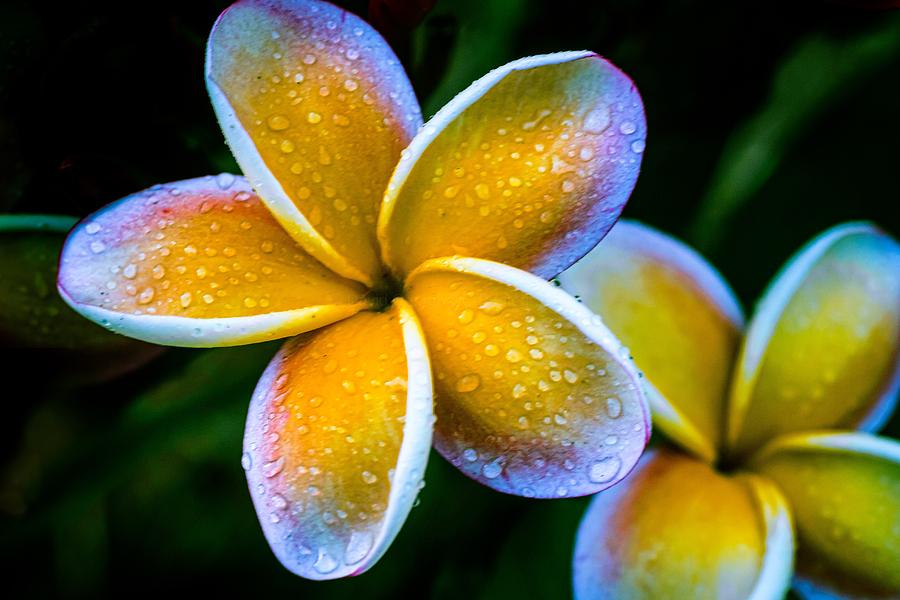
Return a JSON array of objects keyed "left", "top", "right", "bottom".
[
  {"left": 57, "top": 0, "right": 651, "bottom": 580},
  {"left": 564, "top": 221, "right": 900, "bottom": 599}
]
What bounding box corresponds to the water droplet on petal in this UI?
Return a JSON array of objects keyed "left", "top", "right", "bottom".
[{"left": 588, "top": 456, "right": 622, "bottom": 484}]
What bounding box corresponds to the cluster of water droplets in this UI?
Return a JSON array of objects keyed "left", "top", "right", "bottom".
[
  {"left": 384, "top": 58, "right": 645, "bottom": 276},
  {"left": 220, "top": 3, "right": 422, "bottom": 269},
  {"left": 243, "top": 308, "right": 430, "bottom": 576},
  {"left": 409, "top": 271, "right": 644, "bottom": 498},
  {"left": 65, "top": 176, "right": 360, "bottom": 337}
]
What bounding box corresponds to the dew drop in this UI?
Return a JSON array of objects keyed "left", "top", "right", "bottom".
[
  {"left": 241, "top": 452, "right": 253, "bottom": 471},
  {"left": 345, "top": 531, "right": 373, "bottom": 566},
  {"left": 267, "top": 114, "right": 290, "bottom": 131},
  {"left": 482, "top": 459, "right": 502, "bottom": 479},
  {"left": 313, "top": 549, "right": 338, "bottom": 574},
  {"left": 588, "top": 456, "right": 621, "bottom": 484},
  {"left": 583, "top": 105, "right": 611, "bottom": 134},
  {"left": 462, "top": 448, "right": 478, "bottom": 462},
  {"left": 456, "top": 373, "right": 481, "bottom": 393},
  {"left": 606, "top": 397, "right": 622, "bottom": 419},
  {"left": 262, "top": 456, "right": 285, "bottom": 478}
]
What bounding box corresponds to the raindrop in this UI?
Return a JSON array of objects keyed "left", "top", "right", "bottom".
[
  {"left": 462, "top": 448, "right": 478, "bottom": 462},
  {"left": 313, "top": 549, "right": 338, "bottom": 574},
  {"left": 345, "top": 531, "right": 373, "bottom": 565},
  {"left": 456, "top": 373, "right": 481, "bottom": 393},
  {"left": 606, "top": 397, "right": 622, "bottom": 419},
  {"left": 263, "top": 456, "right": 285, "bottom": 478},
  {"left": 588, "top": 456, "right": 621, "bottom": 484},
  {"left": 583, "top": 105, "right": 611, "bottom": 134},
  {"left": 267, "top": 114, "right": 291, "bottom": 131},
  {"left": 241, "top": 452, "right": 253, "bottom": 470},
  {"left": 482, "top": 459, "right": 502, "bottom": 479}
]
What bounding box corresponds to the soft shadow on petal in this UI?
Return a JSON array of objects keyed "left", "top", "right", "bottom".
[
  {"left": 379, "top": 52, "right": 645, "bottom": 280},
  {"left": 559, "top": 220, "right": 743, "bottom": 462},
  {"left": 404, "top": 257, "right": 649, "bottom": 498},
  {"left": 727, "top": 223, "right": 900, "bottom": 458},
  {"left": 751, "top": 432, "right": 900, "bottom": 597},
  {"left": 58, "top": 176, "right": 369, "bottom": 347},
  {"left": 243, "top": 299, "right": 433, "bottom": 579},
  {"left": 573, "top": 449, "right": 793, "bottom": 600},
  {"left": 206, "top": 0, "right": 423, "bottom": 286}
]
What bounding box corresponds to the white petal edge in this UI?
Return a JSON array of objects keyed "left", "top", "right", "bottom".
[
  {"left": 749, "top": 431, "right": 900, "bottom": 467},
  {"left": 354, "top": 297, "right": 435, "bottom": 575},
  {"left": 57, "top": 284, "right": 368, "bottom": 348},
  {"left": 742, "top": 474, "right": 795, "bottom": 600},
  {"left": 726, "top": 222, "right": 883, "bottom": 448},
  {"left": 406, "top": 255, "right": 652, "bottom": 451},
  {"left": 205, "top": 77, "right": 374, "bottom": 287},
  {"left": 376, "top": 51, "right": 596, "bottom": 269}
]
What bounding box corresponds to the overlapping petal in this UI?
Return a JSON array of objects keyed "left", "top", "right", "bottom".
[
  {"left": 404, "top": 256, "right": 649, "bottom": 498},
  {"left": 559, "top": 220, "right": 743, "bottom": 462},
  {"left": 727, "top": 223, "right": 900, "bottom": 457},
  {"left": 751, "top": 432, "right": 900, "bottom": 596},
  {"left": 573, "top": 449, "right": 794, "bottom": 600},
  {"left": 378, "top": 52, "right": 645, "bottom": 280},
  {"left": 58, "top": 176, "right": 369, "bottom": 347},
  {"left": 243, "top": 299, "right": 433, "bottom": 579},
  {"left": 206, "top": 0, "right": 423, "bottom": 286}
]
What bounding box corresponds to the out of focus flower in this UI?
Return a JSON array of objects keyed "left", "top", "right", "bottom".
[{"left": 565, "top": 221, "right": 900, "bottom": 599}]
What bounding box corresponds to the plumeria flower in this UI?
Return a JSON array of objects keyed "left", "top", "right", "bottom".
[
  {"left": 564, "top": 221, "right": 900, "bottom": 599},
  {"left": 56, "top": 0, "right": 652, "bottom": 580}
]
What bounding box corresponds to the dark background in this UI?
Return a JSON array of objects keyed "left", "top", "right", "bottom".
[{"left": 1, "top": 0, "right": 899, "bottom": 597}]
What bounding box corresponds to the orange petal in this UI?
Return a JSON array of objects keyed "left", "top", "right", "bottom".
[
  {"left": 206, "top": 0, "right": 422, "bottom": 286},
  {"left": 573, "top": 448, "right": 794, "bottom": 600},
  {"left": 560, "top": 220, "right": 743, "bottom": 462},
  {"left": 751, "top": 432, "right": 900, "bottom": 596},
  {"left": 378, "top": 52, "right": 645, "bottom": 279},
  {"left": 58, "top": 176, "right": 369, "bottom": 347},
  {"left": 243, "top": 299, "right": 433, "bottom": 579},
  {"left": 404, "top": 257, "right": 649, "bottom": 498},
  {"left": 727, "top": 223, "right": 900, "bottom": 457}
]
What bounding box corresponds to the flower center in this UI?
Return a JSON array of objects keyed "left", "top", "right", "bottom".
[{"left": 368, "top": 272, "right": 404, "bottom": 311}]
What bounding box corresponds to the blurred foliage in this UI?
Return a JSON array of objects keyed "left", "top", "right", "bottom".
[{"left": 1, "top": 0, "right": 899, "bottom": 598}]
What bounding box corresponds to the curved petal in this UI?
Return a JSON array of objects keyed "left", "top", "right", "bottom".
[
  {"left": 727, "top": 223, "right": 900, "bottom": 457},
  {"left": 378, "top": 52, "right": 645, "bottom": 280},
  {"left": 404, "top": 256, "right": 650, "bottom": 498},
  {"left": 243, "top": 299, "right": 433, "bottom": 579},
  {"left": 58, "top": 176, "right": 369, "bottom": 348},
  {"left": 206, "top": 0, "right": 422, "bottom": 286},
  {"left": 559, "top": 220, "right": 743, "bottom": 462},
  {"left": 751, "top": 432, "right": 900, "bottom": 596},
  {"left": 573, "top": 448, "right": 794, "bottom": 600}
]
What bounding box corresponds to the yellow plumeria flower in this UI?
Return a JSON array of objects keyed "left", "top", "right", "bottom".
[
  {"left": 57, "top": 0, "right": 652, "bottom": 580},
  {"left": 564, "top": 221, "right": 900, "bottom": 599}
]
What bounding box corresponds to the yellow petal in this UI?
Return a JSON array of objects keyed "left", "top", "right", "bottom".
[
  {"left": 751, "top": 432, "right": 900, "bottom": 596},
  {"left": 560, "top": 220, "right": 743, "bottom": 462},
  {"left": 573, "top": 448, "right": 794, "bottom": 600},
  {"left": 379, "top": 52, "right": 645, "bottom": 279},
  {"left": 243, "top": 299, "right": 433, "bottom": 579},
  {"left": 727, "top": 223, "right": 900, "bottom": 457},
  {"left": 206, "top": 0, "right": 423, "bottom": 286},
  {"left": 404, "top": 257, "right": 649, "bottom": 498},
  {"left": 58, "top": 176, "right": 369, "bottom": 347}
]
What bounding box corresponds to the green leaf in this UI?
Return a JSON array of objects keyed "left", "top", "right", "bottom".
[{"left": 689, "top": 15, "right": 900, "bottom": 252}]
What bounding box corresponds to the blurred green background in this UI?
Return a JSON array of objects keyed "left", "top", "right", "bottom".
[{"left": 1, "top": 0, "right": 899, "bottom": 597}]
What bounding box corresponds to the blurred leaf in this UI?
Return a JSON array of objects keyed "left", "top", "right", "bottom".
[
  {"left": 418, "top": 0, "right": 532, "bottom": 116},
  {"left": 3, "top": 343, "right": 275, "bottom": 542},
  {"left": 689, "top": 15, "right": 900, "bottom": 252}
]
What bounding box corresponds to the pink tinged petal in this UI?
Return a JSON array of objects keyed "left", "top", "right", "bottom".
[
  {"left": 243, "top": 300, "right": 433, "bottom": 579},
  {"left": 560, "top": 220, "right": 744, "bottom": 462},
  {"left": 404, "top": 257, "right": 650, "bottom": 498},
  {"left": 727, "top": 223, "right": 900, "bottom": 457},
  {"left": 378, "top": 52, "right": 646, "bottom": 280},
  {"left": 572, "top": 449, "right": 794, "bottom": 600},
  {"left": 206, "top": 0, "right": 423, "bottom": 286},
  {"left": 58, "top": 176, "right": 370, "bottom": 348},
  {"left": 751, "top": 432, "right": 900, "bottom": 597}
]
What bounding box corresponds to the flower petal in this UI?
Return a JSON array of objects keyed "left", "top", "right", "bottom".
[
  {"left": 58, "top": 176, "right": 369, "bottom": 348},
  {"left": 727, "top": 223, "right": 900, "bottom": 457},
  {"left": 206, "top": 0, "right": 422, "bottom": 286},
  {"left": 751, "top": 432, "right": 900, "bottom": 596},
  {"left": 243, "top": 299, "right": 433, "bottom": 579},
  {"left": 573, "top": 448, "right": 794, "bottom": 600},
  {"left": 378, "top": 52, "right": 645, "bottom": 280},
  {"left": 404, "top": 256, "right": 649, "bottom": 498},
  {"left": 559, "top": 220, "right": 743, "bottom": 462}
]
